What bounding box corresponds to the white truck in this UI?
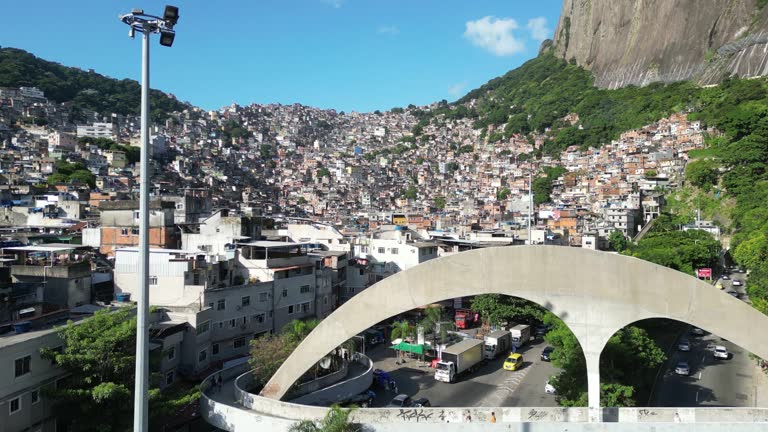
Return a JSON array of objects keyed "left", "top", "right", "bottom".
[
  {"left": 434, "top": 338, "right": 483, "bottom": 383},
  {"left": 483, "top": 330, "right": 512, "bottom": 360},
  {"left": 510, "top": 324, "right": 531, "bottom": 349}
]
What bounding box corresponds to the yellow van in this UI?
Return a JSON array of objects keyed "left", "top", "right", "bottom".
[{"left": 503, "top": 353, "right": 524, "bottom": 371}]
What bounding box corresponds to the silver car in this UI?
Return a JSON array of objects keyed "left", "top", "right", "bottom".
[
  {"left": 675, "top": 361, "right": 690, "bottom": 376},
  {"left": 678, "top": 339, "right": 691, "bottom": 351}
]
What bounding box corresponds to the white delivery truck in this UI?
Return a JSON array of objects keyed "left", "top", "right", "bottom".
[
  {"left": 434, "top": 338, "right": 483, "bottom": 383},
  {"left": 483, "top": 330, "right": 512, "bottom": 360},
  {"left": 510, "top": 324, "right": 531, "bottom": 348}
]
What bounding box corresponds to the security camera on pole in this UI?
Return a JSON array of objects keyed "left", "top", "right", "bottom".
[{"left": 119, "top": 6, "right": 179, "bottom": 432}]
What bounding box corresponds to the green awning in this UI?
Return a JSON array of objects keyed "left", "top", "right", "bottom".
[{"left": 389, "top": 342, "right": 425, "bottom": 355}]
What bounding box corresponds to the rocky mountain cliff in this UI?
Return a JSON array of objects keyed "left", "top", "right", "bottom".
[{"left": 552, "top": 0, "right": 768, "bottom": 88}]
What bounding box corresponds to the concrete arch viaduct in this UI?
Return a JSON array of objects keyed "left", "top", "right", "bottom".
[{"left": 261, "top": 246, "right": 768, "bottom": 421}]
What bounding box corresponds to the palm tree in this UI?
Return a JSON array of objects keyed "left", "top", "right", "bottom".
[
  {"left": 283, "top": 318, "right": 320, "bottom": 346},
  {"left": 390, "top": 320, "right": 414, "bottom": 342},
  {"left": 289, "top": 405, "right": 360, "bottom": 432}
]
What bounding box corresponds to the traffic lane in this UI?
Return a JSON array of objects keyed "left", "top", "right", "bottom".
[
  {"left": 500, "top": 343, "right": 559, "bottom": 407},
  {"left": 370, "top": 353, "right": 510, "bottom": 407},
  {"left": 369, "top": 339, "right": 555, "bottom": 408},
  {"left": 657, "top": 332, "right": 759, "bottom": 407}
]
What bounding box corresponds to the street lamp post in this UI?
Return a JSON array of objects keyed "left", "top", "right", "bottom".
[{"left": 119, "top": 6, "right": 179, "bottom": 432}]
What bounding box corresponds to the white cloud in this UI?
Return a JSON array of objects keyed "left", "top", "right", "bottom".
[
  {"left": 377, "top": 26, "right": 400, "bottom": 36},
  {"left": 448, "top": 82, "right": 467, "bottom": 98},
  {"left": 321, "top": 0, "right": 343, "bottom": 8},
  {"left": 464, "top": 16, "right": 525, "bottom": 56},
  {"left": 527, "top": 17, "right": 551, "bottom": 41}
]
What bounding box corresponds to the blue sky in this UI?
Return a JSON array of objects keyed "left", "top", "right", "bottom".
[{"left": 1, "top": 1, "right": 562, "bottom": 112}]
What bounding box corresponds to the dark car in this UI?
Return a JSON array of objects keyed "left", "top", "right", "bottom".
[
  {"left": 534, "top": 325, "right": 551, "bottom": 337},
  {"left": 387, "top": 394, "right": 413, "bottom": 408},
  {"left": 341, "top": 390, "right": 376, "bottom": 408},
  {"left": 541, "top": 346, "right": 554, "bottom": 361},
  {"left": 413, "top": 398, "right": 431, "bottom": 407}
]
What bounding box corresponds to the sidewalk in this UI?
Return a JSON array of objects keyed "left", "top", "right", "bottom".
[{"left": 753, "top": 361, "right": 768, "bottom": 407}]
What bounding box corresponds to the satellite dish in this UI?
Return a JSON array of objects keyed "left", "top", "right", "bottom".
[{"left": 319, "top": 356, "right": 332, "bottom": 369}]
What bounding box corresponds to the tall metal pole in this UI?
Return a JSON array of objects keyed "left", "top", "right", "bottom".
[
  {"left": 134, "top": 27, "right": 151, "bottom": 432},
  {"left": 528, "top": 171, "right": 533, "bottom": 245}
]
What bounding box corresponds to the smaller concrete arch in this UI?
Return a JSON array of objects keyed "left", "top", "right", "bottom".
[{"left": 262, "top": 246, "right": 768, "bottom": 421}]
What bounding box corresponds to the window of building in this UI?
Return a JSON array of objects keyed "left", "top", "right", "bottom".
[
  {"left": 218, "top": 321, "right": 224, "bottom": 329},
  {"left": 378, "top": 247, "right": 385, "bottom": 254},
  {"left": 301, "top": 302, "right": 310, "bottom": 313},
  {"left": 193, "top": 273, "right": 201, "bottom": 285},
  {"left": 166, "top": 347, "right": 176, "bottom": 361},
  {"left": 359, "top": 268, "right": 364, "bottom": 276},
  {"left": 120, "top": 228, "right": 129, "bottom": 236},
  {"left": 324, "top": 296, "right": 328, "bottom": 305},
  {"left": 131, "top": 228, "right": 139, "bottom": 235},
  {"left": 212, "top": 343, "right": 220, "bottom": 355},
  {"left": 217, "top": 299, "right": 225, "bottom": 311},
  {"left": 282, "top": 289, "right": 288, "bottom": 297},
  {"left": 241, "top": 296, "right": 250, "bottom": 307},
  {"left": 288, "top": 305, "right": 294, "bottom": 314},
  {"left": 242, "top": 316, "right": 247, "bottom": 325},
  {"left": 208, "top": 302, "right": 214, "bottom": 309},
  {"left": 391, "top": 248, "right": 398, "bottom": 255},
  {"left": 198, "top": 349, "right": 207, "bottom": 363},
  {"left": 196, "top": 321, "right": 210, "bottom": 335},
  {"left": 349, "top": 287, "right": 356, "bottom": 294},
  {"left": 234, "top": 337, "right": 246, "bottom": 349},
  {"left": 165, "top": 370, "right": 175, "bottom": 386},
  {"left": 300, "top": 285, "right": 311, "bottom": 294},
  {"left": 134, "top": 211, "right": 140, "bottom": 219},
  {"left": 259, "top": 292, "right": 268, "bottom": 302},
  {"left": 9, "top": 397, "right": 20, "bottom": 415},
  {"left": 49, "top": 346, "right": 64, "bottom": 365},
  {"left": 14, "top": 355, "right": 31, "bottom": 378},
  {"left": 31, "top": 389, "right": 40, "bottom": 405},
  {"left": 253, "top": 313, "right": 265, "bottom": 324},
  {"left": 230, "top": 319, "right": 236, "bottom": 328},
  {"left": 149, "top": 276, "right": 158, "bottom": 286}
]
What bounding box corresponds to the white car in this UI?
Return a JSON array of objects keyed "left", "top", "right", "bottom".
[
  {"left": 545, "top": 381, "right": 556, "bottom": 394},
  {"left": 721, "top": 275, "right": 729, "bottom": 280},
  {"left": 674, "top": 361, "right": 690, "bottom": 376},
  {"left": 678, "top": 339, "right": 691, "bottom": 351},
  {"left": 732, "top": 280, "right": 743, "bottom": 286},
  {"left": 690, "top": 327, "right": 705, "bottom": 336},
  {"left": 713, "top": 345, "right": 729, "bottom": 359}
]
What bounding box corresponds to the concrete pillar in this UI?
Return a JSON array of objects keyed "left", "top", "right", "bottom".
[{"left": 586, "top": 353, "right": 602, "bottom": 422}]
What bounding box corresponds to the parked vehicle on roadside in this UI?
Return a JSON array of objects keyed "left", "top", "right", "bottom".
[
  {"left": 510, "top": 324, "right": 531, "bottom": 348},
  {"left": 674, "top": 361, "right": 690, "bottom": 376},
  {"left": 713, "top": 345, "right": 730, "bottom": 359},
  {"left": 678, "top": 339, "right": 691, "bottom": 352},
  {"left": 541, "top": 346, "right": 554, "bottom": 361},
  {"left": 341, "top": 390, "right": 376, "bottom": 408},
  {"left": 413, "top": 398, "right": 431, "bottom": 407},
  {"left": 435, "top": 339, "right": 484, "bottom": 383},
  {"left": 483, "top": 330, "right": 512, "bottom": 360},
  {"left": 387, "top": 394, "right": 413, "bottom": 408},
  {"left": 545, "top": 380, "right": 556, "bottom": 394}
]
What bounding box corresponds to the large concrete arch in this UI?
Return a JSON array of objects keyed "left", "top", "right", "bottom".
[{"left": 262, "top": 246, "right": 768, "bottom": 421}]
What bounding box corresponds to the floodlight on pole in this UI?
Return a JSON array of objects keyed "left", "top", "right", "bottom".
[{"left": 119, "top": 6, "right": 179, "bottom": 432}]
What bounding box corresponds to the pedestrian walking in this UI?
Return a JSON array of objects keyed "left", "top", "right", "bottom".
[
  {"left": 216, "top": 374, "right": 223, "bottom": 392},
  {"left": 464, "top": 410, "right": 472, "bottom": 423},
  {"left": 490, "top": 411, "right": 496, "bottom": 423}
]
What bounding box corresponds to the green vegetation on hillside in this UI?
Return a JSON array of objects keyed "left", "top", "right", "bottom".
[
  {"left": 453, "top": 53, "right": 699, "bottom": 155},
  {"left": 0, "top": 47, "right": 188, "bottom": 121}
]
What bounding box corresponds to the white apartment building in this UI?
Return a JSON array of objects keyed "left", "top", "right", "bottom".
[{"left": 76, "top": 122, "right": 114, "bottom": 139}]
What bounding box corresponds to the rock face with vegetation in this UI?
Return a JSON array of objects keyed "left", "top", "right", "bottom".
[{"left": 552, "top": 0, "right": 768, "bottom": 88}]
